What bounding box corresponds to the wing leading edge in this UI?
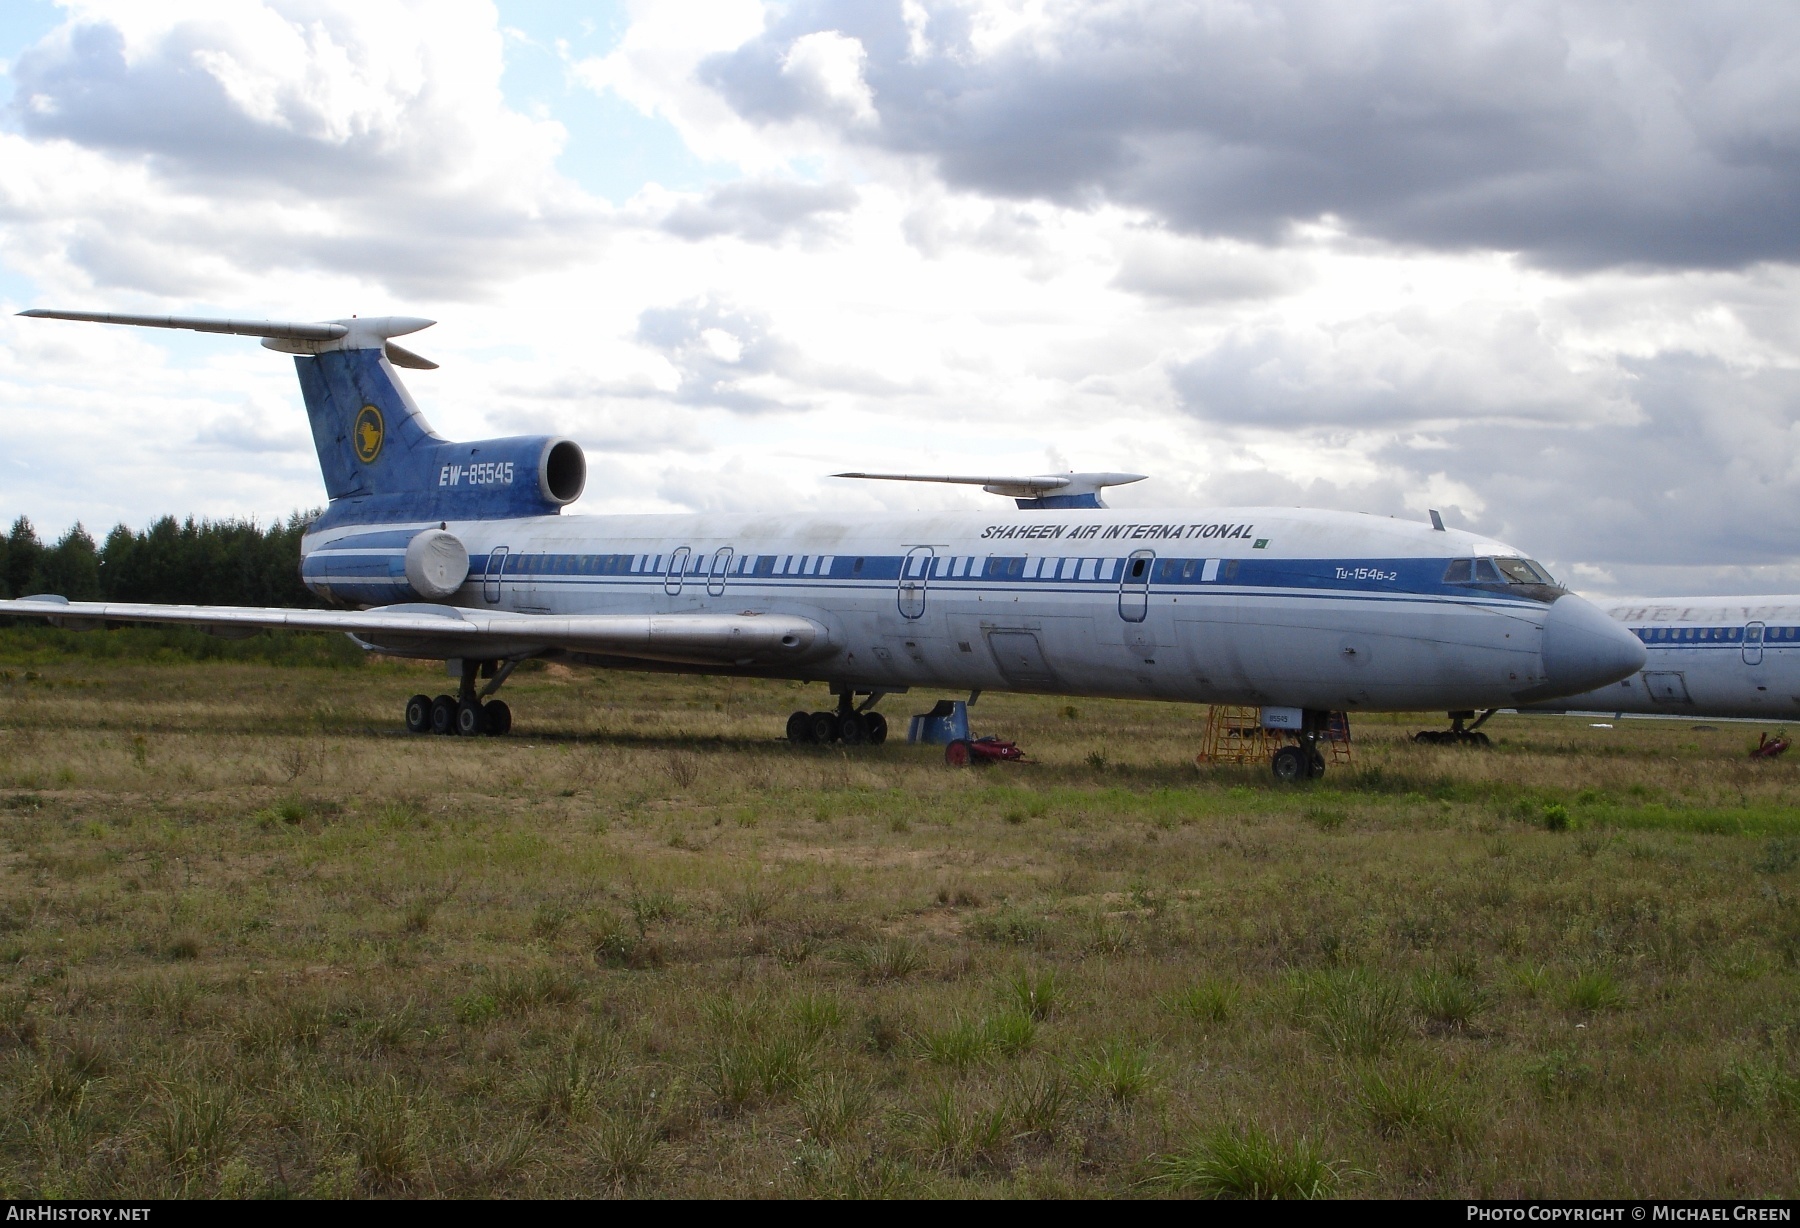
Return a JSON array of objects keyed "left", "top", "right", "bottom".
[{"left": 0, "top": 598, "right": 830, "bottom": 668}]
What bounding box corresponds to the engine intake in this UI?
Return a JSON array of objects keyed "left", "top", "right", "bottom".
[{"left": 540, "top": 439, "right": 586, "bottom": 505}]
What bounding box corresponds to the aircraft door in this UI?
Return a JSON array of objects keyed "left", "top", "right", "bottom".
[
  {"left": 1119, "top": 549, "right": 1153, "bottom": 622},
  {"left": 1744, "top": 622, "right": 1765, "bottom": 666},
  {"left": 664, "top": 547, "right": 692, "bottom": 596},
  {"left": 987, "top": 630, "right": 1056, "bottom": 688},
  {"left": 898, "top": 547, "right": 933, "bottom": 619},
  {"left": 707, "top": 548, "right": 733, "bottom": 597},
  {"left": 483, "top": 546, "right": 509, "bottom": 604},
  {"left": 1644, "top": 672, "right": 1692, "bottom": 704}
]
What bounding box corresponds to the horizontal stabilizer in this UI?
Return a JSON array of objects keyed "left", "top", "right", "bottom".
[
  {"left": 19, "top": 309, "right": 436, "bottom": 367},
  {"left": 19, "top": 309, "right": 346, "bottom": 341},
  {"left": 383, "top": 341, "right": 438, "bottom": 370},
  {"left": 0, "top": 598, "right": 829, "bottom": 667},
  {"left": 835, "top": 470, "right": 1147, "bottom": 509}
]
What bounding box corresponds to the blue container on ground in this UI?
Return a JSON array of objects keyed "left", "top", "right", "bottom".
[{"left": 908, "top": 700, "right": 970, "bottom": 745}]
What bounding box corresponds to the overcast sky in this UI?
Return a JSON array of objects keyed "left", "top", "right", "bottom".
[{"left": 2, "top": 0, "right": 1797, "bottom": 596}]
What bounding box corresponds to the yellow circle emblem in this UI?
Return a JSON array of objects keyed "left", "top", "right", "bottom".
[{"left": 353, "top": 405, "right": 384, "bottom": 463}]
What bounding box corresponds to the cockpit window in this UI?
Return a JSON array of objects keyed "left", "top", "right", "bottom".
[
  {"left": 1447, "top": 555, "right": 1560, "bottom": 590},
  {"left": 1495, "top": 557, "right": 1555, "bottom": 585}
]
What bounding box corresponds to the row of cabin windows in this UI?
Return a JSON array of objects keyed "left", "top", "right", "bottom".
[
  {"left": 1639, "top": 625, "right": 1799, "bottom": 642},
  {"left": 493, "top": 552, "right": 1277, "bottom": 582}
]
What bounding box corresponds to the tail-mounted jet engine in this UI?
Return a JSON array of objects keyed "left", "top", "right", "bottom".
[{"left": 404, "top": 528, "right": 469, "bottom": 600}]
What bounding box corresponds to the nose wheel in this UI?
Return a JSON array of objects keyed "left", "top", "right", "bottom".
[
  {"left": 1271, "top": 744, "right": 1327, "bottom": 781},
  {"left": 405, "top": 660, "right": 518, "bottom": 737}
]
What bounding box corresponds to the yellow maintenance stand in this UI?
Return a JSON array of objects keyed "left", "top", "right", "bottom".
[{"left": 1196, "top": 707, "right": 1353, "bottom": 772}]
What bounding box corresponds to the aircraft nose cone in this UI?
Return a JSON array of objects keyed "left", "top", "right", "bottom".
[{"left": 1538, "top": 594, "right": 1647, "bottom": 697}]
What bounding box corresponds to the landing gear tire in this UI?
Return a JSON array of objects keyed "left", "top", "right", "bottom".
[
  {"left": 405, "top": 694, "right": 432, "bottom": 735},
  {"left": 838, "top": 713, "right": 868, "bottom": 745},
  {"left": 865, "top": 712, "right": 888, "bottom": 745},
  {"left": 1271, "top": 745, "right": 1310, "bottom": 782},
  {"left": 430, "top": 694, "right": 457, "bottom": 736},
  {"left": 484, "top": 699, "right": 512, "bottom": 736},
  {"left": 807, "top": 711, "right": 840, "bottom": 744},
  {"left": 945, "top": 739, "right": 972, "bottom": 768},
  {"left": 456, "top": 699, "right": 487, "bottom": 737},
  {"left": 786, "top": 710, "right": 813, "bottom": 745},
  {"left": 1414, "top": 728, "right": 1490, "bottom": 747},
  {"left": 1307, "top": 748, "right": 1327, "bottom": 780}
]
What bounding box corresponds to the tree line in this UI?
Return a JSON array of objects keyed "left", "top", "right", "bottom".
[{"left": 0, "top": 513, "right": 321, "bottom": 607}]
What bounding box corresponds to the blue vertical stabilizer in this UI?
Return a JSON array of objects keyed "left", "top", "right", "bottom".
[
  {"left": 295, "top": 349, "right": 445, "bottom": 501},
  {"left": 291, "top": 352, "right": 586, "bottom": 529}
]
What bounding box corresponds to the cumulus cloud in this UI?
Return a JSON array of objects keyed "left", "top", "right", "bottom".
[
  {"left": 1169, "top": 306, "right": 1627, "bottom": 430},
  {"left": 701, "top": 0, "right": 1800, "bottom": 270},
  {"left": 661, "top": 178, "right": 857, "bottom": 243},
  {"left": 1154, "top": 307, "right": 1800, "bottom": 593},
  {"left": 634, "top": 298, "right": 803, "bottom": 412},
  {"left": 2, "top": 0, "right": 600, "bottom": 298}
]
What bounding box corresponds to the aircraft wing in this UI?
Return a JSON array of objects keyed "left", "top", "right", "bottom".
[{"left": 0, "top": 597, "right": 830, "bottom": 667}]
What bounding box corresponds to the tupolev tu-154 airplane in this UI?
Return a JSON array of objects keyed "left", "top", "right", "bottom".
[
  {"left": 0, "top": 309, "right": 1645, "bottom": 780},
  {"left": 1518, "top": 595, "right": 1800, "bottom": 721}
]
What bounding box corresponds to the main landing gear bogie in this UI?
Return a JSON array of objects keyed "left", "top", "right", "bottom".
[
  {"left": 786, "top": 706, "right": 888, "bottom": 747},
  {"left": 404, "top": 657, "right": 519, "bottom": 737},
  {"left": 1414, "top": 709, "right": 1496, "bottom": 747},
  {"left": 406, "top": 692, "right": 511, "bottom": 737}
]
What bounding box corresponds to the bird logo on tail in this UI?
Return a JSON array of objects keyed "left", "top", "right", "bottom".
[{"left": 354, "top": 405, "right": 384, "bottom": 463}]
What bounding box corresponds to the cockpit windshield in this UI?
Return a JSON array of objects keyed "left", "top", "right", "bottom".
[
  {"left": 1495, "top": 557, "right": 1555, "bottom": 585},
  {"left": 1443, "top": 557, "right": 1560, "bottom": 588}
]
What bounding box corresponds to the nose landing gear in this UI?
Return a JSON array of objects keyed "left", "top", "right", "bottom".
[
  {"left": 405, "top": 658, "right": 517, "bottom": 737},
  {"left": 1266, "top": 709, "right": 1350, "bottom": 781},
  {"left": 1271, "top": 743, "right": 1327, "bottom": 782}
]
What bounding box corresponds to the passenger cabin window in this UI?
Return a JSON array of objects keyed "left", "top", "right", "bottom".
[
  {"left": 1182, "top": 560, "right": 1196, "bottom": 579},
  {"left": 1130, "top": 558, "right": 1147, "bottom": 578}
]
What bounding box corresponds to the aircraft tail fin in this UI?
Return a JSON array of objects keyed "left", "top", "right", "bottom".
[{"left": 17, "top": 311, "right": 584, "bottom": 525}]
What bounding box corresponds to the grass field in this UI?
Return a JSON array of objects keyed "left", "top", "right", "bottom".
[{"left": 1, "top": 638, "right": 1797, "bottom": 1198}]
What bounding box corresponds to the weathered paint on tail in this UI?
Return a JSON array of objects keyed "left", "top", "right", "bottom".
[{"left": 294, "top": 348, "right": 585, "bottom": 531}]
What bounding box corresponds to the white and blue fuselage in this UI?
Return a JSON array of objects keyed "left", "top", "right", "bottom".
[
  {"left": 301, "top": 505, "right": 1643, "bottom": 713},
  {"left": 1522, "top": 597, "right": 1800, "bottom": 721}
]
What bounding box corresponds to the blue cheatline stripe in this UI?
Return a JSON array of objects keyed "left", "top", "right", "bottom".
[
  {"left": 479, "top": 576, "right": 1539, "bottom": 614},
  {"left": 375, "top": 552, "right": 1552, "bottom": 605},
  {"left": 304, "top": 553, "right": 406, "bottom": 580},
  {"left": 314, "top": 530, "right": 418, "bottom": 551}
]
